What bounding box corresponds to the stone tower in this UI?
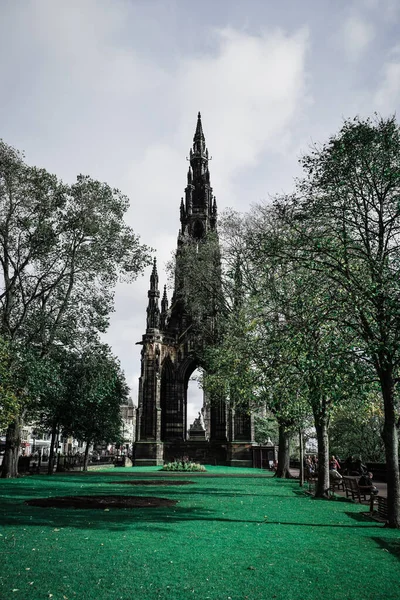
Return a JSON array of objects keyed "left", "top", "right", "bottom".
[{"left": 135, "top": 113, "right": 254, "bottom": 466}]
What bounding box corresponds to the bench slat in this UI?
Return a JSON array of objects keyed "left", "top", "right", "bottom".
[{"left": 377, "top": 496, "right": 388, "bottom": 520}]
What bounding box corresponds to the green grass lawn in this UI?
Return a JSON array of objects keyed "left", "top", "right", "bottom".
[{"left": 1, "top": 466, "right": 399, "bottom": 600}]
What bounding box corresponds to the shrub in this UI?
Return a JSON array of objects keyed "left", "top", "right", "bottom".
[{"left": 162, "top": 461, "right": 206, "bottom": 472}]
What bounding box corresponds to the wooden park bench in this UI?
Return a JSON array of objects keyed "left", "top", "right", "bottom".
[
  {"left": 377, "top": 496, "right": 388, "bottom": 522},
  {"left": 304, "top": 469, "right": 317, "bottom": 493},
  {"left": 306, "top": 473, "right": 344, "bottom": 495},
  {"left": 342, "top": 476, "right": 376, "bottom": 510},
  {"left": 329, "top": 476, "right": 345, "bottom": 492}
]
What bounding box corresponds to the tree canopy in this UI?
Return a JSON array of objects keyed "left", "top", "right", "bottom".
[
  {"left": 61, "top": 344, "right": 128, "bottom": 470},
  {"left": 0, "top": 139, "right": 151, "bottom": 477},
  {"left": 175, "top": 115, "right": 400, "bottom": 526}
]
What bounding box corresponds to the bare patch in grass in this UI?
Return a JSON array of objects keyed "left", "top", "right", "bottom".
[
  {"left": 108, "top": 479, "right": 195, "bottom": 486},
  {"left": 25, "top": 495, "right": 178, "bottom": 509}
]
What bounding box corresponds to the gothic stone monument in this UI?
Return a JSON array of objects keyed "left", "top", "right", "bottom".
[{"left": 135, "top": 113, "right": 254, "bottom": 466}]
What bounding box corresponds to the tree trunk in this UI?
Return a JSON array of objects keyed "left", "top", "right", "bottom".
[
  {"left": 47, "top": 422, "right": 58, "bottom": 475},
  {"left": 1, "top": 417, "right": 21, "bottom": 478},
  {"left": 379, "top": 368, "right": 400, "bottom": 528},
  {"left": 275, "top": 423, "right": 291, "bottom": 478},
  {"left": 314, "top": 414, "right": 330, "bottom": 498},
  {"left": 299, "top": 428, "right": 305, "bottom": 487},
  {"left": 83, "top": 441, "right": 91, "bottom": 472}
]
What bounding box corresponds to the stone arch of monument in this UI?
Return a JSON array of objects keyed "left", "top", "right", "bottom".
[{"left": 134, "top": 113, "right": 254, "bottom": 466}]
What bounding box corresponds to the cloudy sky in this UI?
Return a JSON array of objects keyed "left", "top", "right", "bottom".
[{"left": 1, "top": 0, "right": 399, "bottom": 425}]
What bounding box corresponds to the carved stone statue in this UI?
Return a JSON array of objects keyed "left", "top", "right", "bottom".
[{"left": 188, "top": 411, "right": 206, "bottom": 440}]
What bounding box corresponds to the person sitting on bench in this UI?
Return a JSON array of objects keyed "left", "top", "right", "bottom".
[
  {"left": 329, "top": 455, "right": 342, "bottom": 480},
  {"left": 358, "top": 471, "right": 378, "bottom": 495},
  {"left": 353, "top": 458, "right": 368, "bottom": 476}
]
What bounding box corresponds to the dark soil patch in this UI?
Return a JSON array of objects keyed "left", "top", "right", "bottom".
[
  {"left": 25, "top": 495, "right": 178, "bottom": 509},
  {"left": 108, "top": 479, "right": 195, "bottom": 486}
]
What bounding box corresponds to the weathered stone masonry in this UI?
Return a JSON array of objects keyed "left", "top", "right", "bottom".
[{"left": 135, "top": 113, "right": 254, "bottom": 466}]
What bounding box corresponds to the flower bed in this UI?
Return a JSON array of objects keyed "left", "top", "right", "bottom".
[{"left": 162, "top": 461, "right": 206, "bottom": 472}]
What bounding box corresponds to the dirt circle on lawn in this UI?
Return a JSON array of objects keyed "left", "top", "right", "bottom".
[
  {"left": 107, "top": 479, "right": 195, "bottom": 486},
  {"left": 25, "top": 495, "right": 178, "bottom": 509}
]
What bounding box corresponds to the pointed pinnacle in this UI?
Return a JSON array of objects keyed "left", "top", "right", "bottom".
[
  {"left": 150, "top": 257, "right": 159, "bottom": 291},
  {"left": 194, "top": 111, "right": 205, "bottom": 141},
  {"left": 161, "top": 284, "right": 168, "bottom": 315}
]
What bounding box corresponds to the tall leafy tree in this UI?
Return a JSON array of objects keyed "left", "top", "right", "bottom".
[
  {"left": 241, "top": 204, "right": 371, "bottom": 493},
  {"left": 26, "top": 348, "right": 70, "bottom": 475},
  {"left": 0, "top": 336, "right": 20, "bottom": 430},
  {"left": 329, "top": 391, "right": 385, "bottom": 463},
  {"left": 277, "top": 115, "right": 400, "bottom": 526},
  {"left": 184, "top": 212, "right": 307, "bottom": 477},
  {"left": 61, "top": 345, "right": 128, "bottom": 471},
  {"left": 0, "top": 340, "right": 59, "bottom": 477},
  {"left": 0, "top": 140, "right": 151, "bottom": 477}
]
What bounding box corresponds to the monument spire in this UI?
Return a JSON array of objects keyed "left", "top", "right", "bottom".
[
  {"left": 181, "top": 112, "right": 216, "bottom": 237},
  {"left": 146, "top": 257, "right": 160, "bottom": 330},
  {"left": 193, "top": 111, "right": 205, "bottom": 148},
  {"left": 160, "top": 284, "right": 169, "bottom": 329},
  {"left": 135, "top": 114, "right": 254, "bottom": 467}
]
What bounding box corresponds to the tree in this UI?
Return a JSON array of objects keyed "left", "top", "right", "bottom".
[
  {"left": 0, "top": 336, "right": 20, "bottom": 430},
  {"left": 170, "top": 209, "right": 309, "bottom": 477},
  {"left": 25, "top": 348, "right": 71, "bottom": 475},
  {"left": 278, "top": 115, "right": 400, "bottom": 526},
  {"left": 241, "top": 203, "right": 372, "bottom": 493},
  {"left": 61, "top": 344, "right": 128, "bottom": 471},
  {"left": 254, "top": 413, "right": 278, "bottom": 445},
  {"left": 192, "top": 214, "right": 305, "bottom": 477},
  {"left": 0, "top": 340, "right": 60, "bottom": 477},
  {"left": 0, "top": 139, "right": 151, "bottom": 477},
  {"left": 286, "top": 287, "right": 368, "bottom": 496},
  {"left": 329, "top": 392, "right": 385, "bottom": 463}
]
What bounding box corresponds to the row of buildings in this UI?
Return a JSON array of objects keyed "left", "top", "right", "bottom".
[{"left": 0, "top": 398, "right": 136, "bottom": 462}]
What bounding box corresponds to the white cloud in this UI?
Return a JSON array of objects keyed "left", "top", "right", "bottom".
[
  {"left": 341, "top": 15, "right": 375, "bottom": 61},
  {"left": 112, "top": 25, "right": 309, "bottom": 403},
  {"left": 14, "top": 1, "right": 397, "bottom": 418},
  {"left": 0, "top": 0, "right": 398, "bottom": 428},
  {"left": 375, "top": 61, "right": 400, "bottom": 113},
  {"left": 0, "top": 2, "right": 311, "bottom": 405},
  {"left": 128, "top": 26, "right": 310, "bottom": 214},
  {"left": 389, "top": 44, "right": 400, "bottom": 58},
  {"left": 377, "top": 0, "right": 400, "bottom": 23},
  {"left": 177, "top": 27, "right": 309, "bottom": 202}
]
